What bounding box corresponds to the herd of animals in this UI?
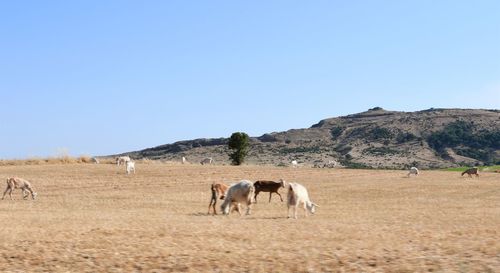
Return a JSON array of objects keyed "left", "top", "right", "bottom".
[
  {"left": 208, "top": 179, "right": 319, "bottom": 219},
  {"left": 1, "top": 155, "right": 482, "bottom": 219}
]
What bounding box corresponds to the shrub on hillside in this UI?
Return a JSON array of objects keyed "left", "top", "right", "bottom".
[
  {"left": 426, "top": 120, "right": 500, "bottom": 164},
  {"left": 330, "top": 126, "right": 344, "bottom": 140},
  {"left": 280, "top": 146, "right": 321, "bottom": 154},
  {"left": 369, "top": 127, "right": 394, "bottom": 140},
  {"left": 333, "top": 145, "right": 352, "bottom": 155},
  {"left": 396, "top": 132, "right": 417, "bottom": 143},
  {"left": 362, "top": 147, "right": 400, "bottom": 156}
]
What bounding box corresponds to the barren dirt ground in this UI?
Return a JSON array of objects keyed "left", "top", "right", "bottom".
[{"left": 0, "top": 164, "right": 499, "bottom": 272}]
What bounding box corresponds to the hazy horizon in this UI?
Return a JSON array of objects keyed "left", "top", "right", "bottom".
[{"left": 1, "top": 1, "right": 499, "bottom": 159}]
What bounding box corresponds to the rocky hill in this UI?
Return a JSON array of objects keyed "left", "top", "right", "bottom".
[{"left": 120, "top": 108, "right": 500, "bottom": 169}]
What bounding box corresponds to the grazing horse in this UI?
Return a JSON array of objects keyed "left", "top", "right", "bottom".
[{"left": 462, "top": 167, "right": 479, "bottom": 178}]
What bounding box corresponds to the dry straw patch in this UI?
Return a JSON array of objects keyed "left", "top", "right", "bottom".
[
  {"left": 0, "top": 155, "right": 98, "bottom": 166},
  {"left": 0, "top": 164, "right": 498, "bottom": 272}
]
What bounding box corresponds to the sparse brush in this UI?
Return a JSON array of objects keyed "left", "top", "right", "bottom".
[
  {"left": 77, "top": 155, "right": 92, "bottom": 163},
  {"left": 0, "top": 156, "right": 94, "bottom": 166}
]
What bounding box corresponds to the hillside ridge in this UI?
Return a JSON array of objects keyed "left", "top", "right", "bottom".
[{"left": 116, "top": 108, "right": 500, "bottom": 169}]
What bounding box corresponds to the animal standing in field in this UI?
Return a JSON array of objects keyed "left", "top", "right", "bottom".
[
  {"left": 220, "top": 180, "right": 255, "bottom": 216},
  {"left": 208, "top": 182, "right": 229, "bottom": 215},
  {"left": 286, "top": 181, "right": 319, "bottom": 219},
  {"left": 291, "top": 160, "right": 298, "bottom": 168},
  {"left": 462, "top": 167, "right": 479, "bottom": 178},
  {"left": 116, "top": 156, "right": 131, "bottom": 166},
  {"left": 407, "top": 167, "right": 419, "bottom": 177},
  {"left": 323, "top": 160, "right": 337, "bottom": 168},
  {"left": 2, "top": 177, "right": 37, "bottom": 200},
  {"left": 313, "top": 163, "right": 322, "bottom": 168},
  {"left": 126, "top": 161, "right": 136, "bottom": 174},
  {"left": 200, "top": 157, "right": 213, "bottom": 165},
  {"left": 253, "top": 179, "right": 286, "bottom": 203},
  {"left": 182, "top": 157, "right": 187, "bottom": 164},
  {"left": 91, "top": 157, "right": 100, "bottom": 164}
]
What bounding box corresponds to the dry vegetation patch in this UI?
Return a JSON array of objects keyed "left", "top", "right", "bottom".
[{"left": 0, "top": 164, "right": 499, "bottom": 272}]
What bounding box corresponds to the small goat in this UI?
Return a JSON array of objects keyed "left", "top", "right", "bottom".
[
  {"left": 200, "top": 157, "right": 213, "bottom": 165},
  {"left": 2, "top": 177, "right": 37, "bottom": 200},
  {"left": 126, "top": 161, "right": 136, "bottom": 174},
  {"left": 253, "top": 179, "right": 286, "bottom": 203},
  {"left": 322, "top": 160, "right": 337, "bottom": 168},
  {"left": 462, "top": 167, "right": 479, "bottom": 178},
  {"left": 116, "top": 156, "right": 131, "bottom": 166},
  {"left": 208, "top": 182, "right": 229, "bottom": 215},
  {"left": 407, "top": 167, "right": 419, "bottom": 177}
]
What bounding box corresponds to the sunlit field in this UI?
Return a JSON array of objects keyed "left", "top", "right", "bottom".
[{"left": 0, "top": 163, "right": 498, "bottom": 272}]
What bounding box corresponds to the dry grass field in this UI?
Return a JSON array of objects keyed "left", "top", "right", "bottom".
[{"left": 0, "top": 163, "right": 499, "bottom": 272}]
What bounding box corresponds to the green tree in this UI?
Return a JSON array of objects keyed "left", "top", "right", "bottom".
[{"left": 228, "top": 132, "right": 250, "bottom": 165}]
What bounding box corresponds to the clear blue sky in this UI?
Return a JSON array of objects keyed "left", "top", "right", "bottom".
[{"left": 1, "top": 1, "right": 499, "bottom": 159}]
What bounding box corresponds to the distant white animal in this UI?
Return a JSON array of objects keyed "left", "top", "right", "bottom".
[
  {"left": 91, "top": 157, "right": 100, "bottom": 164},
  {"left": 126, "top": 161, "right": 136, "bottom": 174},
  {"left": 116, "top": 156, "right": 131, "bottom": 166},
  {"left": 2, "top": 177, "right": 37, "bottom": 200},
  {"left": 286, "top": 181, "right": 319, "bottom": 219},
  {"left": 323, "top": 160, "right": 337, "bottom": 168},
  {"left": 291, "top": 160, "right": 298, "bottom": 168},
  {"left": 182, "top": 157, "right": 187, "bottom": 164},
  {"left": 200, "top": 157, "right": 213, "bottom": 165},
  {"left": 220, "top": 180, "right": 255, "bottom": 216},
  {"left": 313, "top": 163, "right": 322, "bottom": 168},
  {"left": 407, "top": 167, "right": 419, "bottom": 177}
]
